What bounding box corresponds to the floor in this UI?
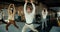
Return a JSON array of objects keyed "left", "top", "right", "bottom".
[
  {"left": 0, "top": 22, "right": 40, "bottom": 32},
  {"left": 0, "top": 21, "right": 60, "bottom": 32}
]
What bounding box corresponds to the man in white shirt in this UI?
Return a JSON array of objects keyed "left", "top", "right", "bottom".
[
  {"left": 22, "top": 0, "right": 38, "bottom": 32},
  {"left": 6, "top": 4, "right": 19, "bottom": 32},
  {"left": 41, "top": 8, "right": 48, "bottom": 30}
]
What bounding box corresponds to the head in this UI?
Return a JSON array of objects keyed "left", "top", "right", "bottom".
[
  {"left": 10, "top": 5, "right": 13, "bottom": 10},
  {"left": 26, "top": 6, "right": 32, "bottom": 13},
  {"left": 10, "top": 7, "right": 14, "bottom": 13},
  {"left": 26, "top": 4, "right": 32, "bottom": 13},
  {"left": 42, "top": 9, "right": 46, "bottom": 14}
]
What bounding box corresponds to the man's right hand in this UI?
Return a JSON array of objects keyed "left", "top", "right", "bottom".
[
  {"left": 30, "top": 0, "right": 33, "bottom": 3},
  {"left": 10, "top": 4, "right": 13, "bottom": 5},
  {"left": 25, "top": 0, "right": 28, "bottom": 3}
]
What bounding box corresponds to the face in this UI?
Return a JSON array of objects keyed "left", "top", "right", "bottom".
[{"left": 26, "top": 7, "right": 31, "bottom": 13}]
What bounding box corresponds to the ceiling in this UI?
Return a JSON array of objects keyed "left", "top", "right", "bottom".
[
  {"left": 39, "top": 0, "right": 60, "bottom": 7},
  {"left": 0, "top": 0, "right": 60, "bottom": 7}
]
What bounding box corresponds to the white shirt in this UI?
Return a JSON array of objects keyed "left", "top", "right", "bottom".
[
  {"left": 24, "top": 3, "right": 35, "bottom": 24},
  {"left": 42, "top": 10, "right": 48, "bottom": 19}
]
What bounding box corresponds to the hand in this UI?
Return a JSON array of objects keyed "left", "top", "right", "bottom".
[
  {"left": 9, "top": 4, "right": 14, "bottom": 7},
  {"left": 43, "top": 8, "right": 47, "bottom": 10},
  {"left": 10, "top": 4, "right": 13, "bottom": 5},
  {"left": 9, "top": 4, "right": 13, "bottom": 8},
  {"left": 30, "top": 0, "right": 33, "bottom": 3},
  {"left": 10, "top": 4, "right": 14, "bottom": 7},
  {"left": 13, "top": 4, "right": 14, "bottom": 6},
  {"left": 25, "top": 0, "right": 28, "bottom": 3}
]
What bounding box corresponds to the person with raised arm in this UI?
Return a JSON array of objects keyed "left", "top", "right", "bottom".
[
  {"left": 22, "top": 0, "right": 38, "bottom": 32},
  {"left": 41, "top": 8, "right": 48, "bottom": 30},
  {"left": 6, "top": 4, "right": 19, "bottom": 32}
]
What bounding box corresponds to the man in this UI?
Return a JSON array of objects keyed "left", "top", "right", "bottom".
[
  {"left": 41, "top": 8, "right": 48, "bottom": 30},
  {"left": 22, "top": 0, "right": 38, "bottom": 32},
  {"left": 6, "top": 4, "right": 19, "bottom": 32}
]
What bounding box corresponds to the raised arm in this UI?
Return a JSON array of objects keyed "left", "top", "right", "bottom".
[
  {"left": 42, "top": 10, "right": 44, "bottom": 16},
  {"left": 13, "top": 4, "right": 16, "bottom": 15},
  {"left": 24, "top": 0, "right": 28, "bottom": 14},
  {"left": 8, "top": 4, "right": 11, "bottom": 11},
  {"left": 24, "top": 3, "right": 27, "bottom": 14},
  {"left": 42, "top": 8, "right": 48, "bottom": 15},
  {"left": 30, "top": 0, "right": 35, "bottom": 14},
  {"left": 45, "top": 9, "right": 48, "bottom": 15},
  {"left": 7, "top": 4, "right": 12, "bottom": 14}
]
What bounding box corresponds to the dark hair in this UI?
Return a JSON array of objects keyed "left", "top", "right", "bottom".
[
  {"left": 12, "top": 10, "right": 13, "bottom": 13},
  {"left": 10, "top": 6, "right": 13, "bottom": 8},
  {"left": 26, "top": 3, "right": 32, "bottom": 10},
  {"left": 44, "top": 9, "right": 45, "bottom": 12}
]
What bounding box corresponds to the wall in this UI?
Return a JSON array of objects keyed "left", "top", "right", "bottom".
[
  {"left": 36, "top": 3, "right": 47, "bottom": 15},
  {"left": 0, "top": 3, "right": 47, "bottom": 21},
  {"left": 50, "top": 7, "right": 60, "bottom": 11}
]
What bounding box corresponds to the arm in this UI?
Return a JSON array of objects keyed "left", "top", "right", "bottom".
[
  {"left": 24, "top": 3, "right": 27, "bottom": 14},
  {"left": 24, "top": 0, "right": 28, "bottom": 14},
  {"left": 42, "top": 10, "right": 44, "bottom": 16},
  {"left": 30, "top": 0, "right": 35, "bottom": 14},
  {"left": 31, "top": 3, "right": 35, "bottom": 14},
  {"left": 45, "top": 9, "right": 48, "bottom": 15},
  {"left": 7, "top": 4, "right": 12, "bottom": 14},
  {"left": 13, "top": 4, "right": 16, "bottom": 15}
]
